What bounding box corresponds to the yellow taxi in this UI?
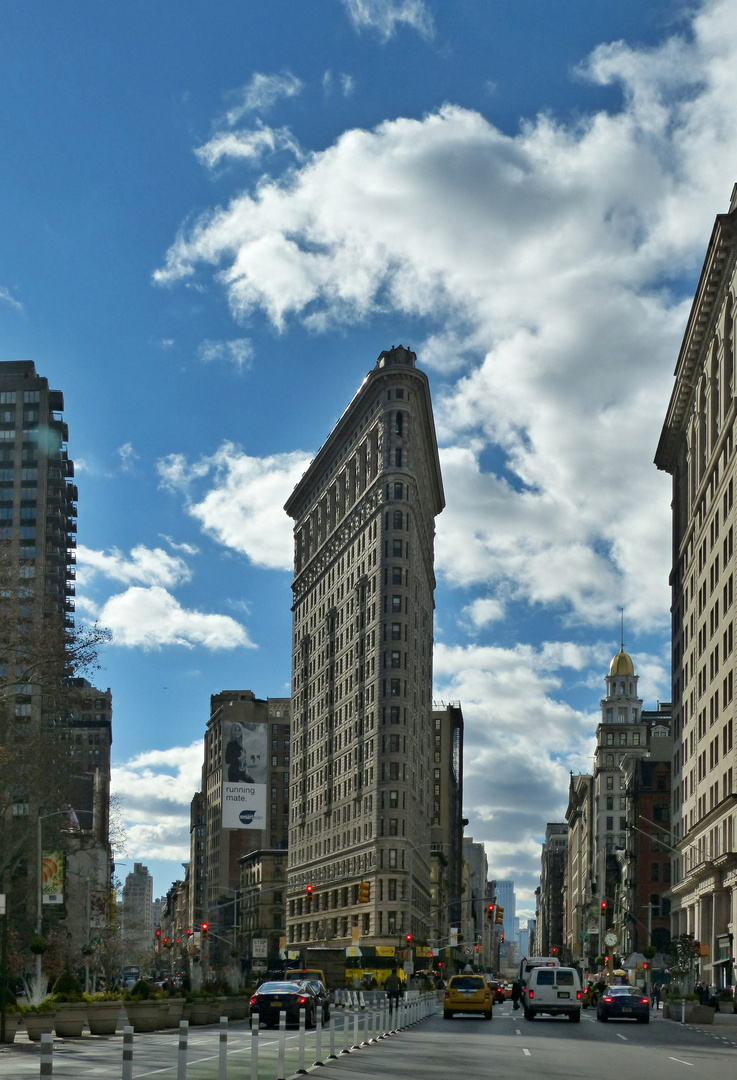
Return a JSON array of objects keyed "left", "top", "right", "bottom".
[{"left": 443, "top": 974, "right": 493, "bottom": 1020}]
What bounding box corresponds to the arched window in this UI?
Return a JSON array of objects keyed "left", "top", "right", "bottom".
[{"left": 395, "top": 411, "right": 403, "bottom": 436}]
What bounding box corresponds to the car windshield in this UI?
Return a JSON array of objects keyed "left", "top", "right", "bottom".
[
  {"left": 451, "top": 977, "right": 484, "bottom": 990},
  {"left": 258, "top": 982, "right": 302, "bottom": 993}
]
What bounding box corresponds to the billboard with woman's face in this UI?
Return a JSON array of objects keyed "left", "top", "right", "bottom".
[{"left": 222, "top": 720, "right": 267, "bottom": 828}]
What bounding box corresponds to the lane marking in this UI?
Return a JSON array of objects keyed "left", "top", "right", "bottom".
[
  {"left": 523, "top": 1048, "right": 531, "bottom": 1056},
  {"left": 616, "top": 1033, "right": 628, "bottom": 1041},
  {"left": 515, "top": 1029, "right": 521, "bottom": 1035},
  {"left": 669, "top": 1057, "right": 694, "bottom": 1067}
]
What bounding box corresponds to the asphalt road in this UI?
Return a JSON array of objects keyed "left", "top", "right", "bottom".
[{"left": 1, "top": 1001, "right": 735, "bottom": 1079}]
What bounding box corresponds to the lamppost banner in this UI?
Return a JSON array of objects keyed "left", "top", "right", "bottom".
[
  {"left": 42, "top": 851, "right": 64, "bottom": 904},
  {"left": 222, "top": 720, "right": 267, "bottom": 829}
]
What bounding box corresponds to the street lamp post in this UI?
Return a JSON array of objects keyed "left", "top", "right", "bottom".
[{"left": 35, "top": 809, "right": 78, "bottom": 985}]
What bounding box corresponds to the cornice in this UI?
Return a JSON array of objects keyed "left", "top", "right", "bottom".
[{"left": 655, "top": 208, "right": 737, "bottom": 473}]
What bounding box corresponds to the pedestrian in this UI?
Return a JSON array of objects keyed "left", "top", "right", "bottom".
[
  {"left": 511, "top": 979, "right": 522, "bottom": 1010},
  {"left": 384, "top": 968, "right": 402, "bottom": 1012},
  {"left": 650, "top": 985, "right": 660, "bottom": 1009}
]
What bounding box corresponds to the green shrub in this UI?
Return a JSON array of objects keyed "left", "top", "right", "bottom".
[
  {"left": 52, "top": 970, "right": 83, "bottom": 1002},
  {"left": 127, "top": 979, "right": 151, "bottom": 1000}
]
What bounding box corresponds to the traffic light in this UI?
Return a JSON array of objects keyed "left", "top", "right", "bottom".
[
  {"left": 601, "top": 900, "right": 607, "bottom": 912},
  {"left": 305, "top": 884, "right": 314, "bottom": 896},
  {"left": 163, "top": 937, "right": 171, "bottom": 948},
  {"left": 487, "top": 904, "right": 495, "bottom": 922},
  {"left": 551, "top": 946, "right": 558, "bottom": 954},
  {"left": 500, "top": 932, "right": 505, "bottom": 943},
  {"left": 474, "top": 945, "right": 480, "bottom": 952},
  {"left": 495, "top": 905, "right": 504, "bottom": 925},
  {"left": 201, "top": 922, "right": 209, "bottom": 939},
  {"left": 405, "top": 933, "right": 412, "bottom": 944},
  {"left": 358, "top": 881, "right": 370, "bottom": 903}
]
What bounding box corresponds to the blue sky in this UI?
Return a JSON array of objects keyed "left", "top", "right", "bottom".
[{"left": 3, "top": 0, "right": 736, "bottom": 916}]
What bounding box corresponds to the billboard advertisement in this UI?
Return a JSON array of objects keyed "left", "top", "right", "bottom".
[{"left": 222, "top": 720, "right": 267, "bottom": 829}]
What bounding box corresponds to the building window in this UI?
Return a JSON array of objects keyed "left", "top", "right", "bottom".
[
  {"left": 394, "top": 449, "right": 402, "bottom": 467},
  {"left": 606, "top": 816, "right": 613, "bottom": 830},
  {"left": 606, "top": 776, "right": 614, "bottom": 790},
  {"left": 388, "top": 849, "right": 398, "bottom": 868},
  {"left": 651, "top": 862, "right": 660, "bottom": 881},
  {"left": 392, "top": 540, "right": 403, "bottom": 557},
  {"left": 633, "top": 732, "right": 641, "bottom": 746},
  {"left": 391, "top": 595, "right": 402, "bottom": 612},
  {"left": 606, "top": 732, "right": 614, "bottom": 745},
  {"left": 606, "top": 796, "right": 613, "bottom": 810},
  {"left": 619, "top": 732, "right": 627, "bottom": 746},
  {"left": 389, "top": 790, "right": 399, "bottom": 808},
  {"left": 391, "top": 622, "right": 402, "bottom": 640},
  {"left": 392, "top": 567, "right": 402, "bottom": 584}
]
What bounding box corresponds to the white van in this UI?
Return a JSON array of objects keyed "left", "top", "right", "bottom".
[{"left": 524, "top": 965, "right": 581, "bottom": 1022}]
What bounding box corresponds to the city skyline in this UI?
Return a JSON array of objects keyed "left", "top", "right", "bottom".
[{"left": 2, "top": 0, "right": 737, "bottom": 914}]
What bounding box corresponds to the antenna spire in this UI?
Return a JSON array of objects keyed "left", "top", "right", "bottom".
[{"left": 619, "top": 607, "right": 624, "bottom": 650}]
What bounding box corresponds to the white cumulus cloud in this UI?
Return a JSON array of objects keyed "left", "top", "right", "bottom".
[
  {"left": 338, "top": 0, "right": 434, "bottom": 40},
  {"left": 98, "top": 585, "right": 254, "bottom": 650},
  {"left": 157, "top": 444, "right": 314, "bottom": 571}
]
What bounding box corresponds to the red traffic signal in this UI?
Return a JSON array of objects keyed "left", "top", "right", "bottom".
[
  {"left": 601, "top": 900, "right": 607, "bottom": 910},
  {"left": 405, "top": 933, "right": 412, "bottom": 943},
  {"left": 201, "top": 922, "right": 209, "bottom": 938},
  {"left": 305, "top": 884, "right": 314, "bottom": 896},
  {"left": 155, "top": 929, "right": 161, "bottom": 938},
  {"left": 487, "top": 904, "right": 495, "bottom": 922}
]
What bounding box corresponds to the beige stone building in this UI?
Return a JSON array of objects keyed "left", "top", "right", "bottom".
[
  {"left": 655, "top": 184, "right": 737, "bottom": 987},
  {"left": 284, "top": 345, "right": 444, "bottom": 950},
  {"left": 199, "top": 690, "right": 290, "bottom": 954}
]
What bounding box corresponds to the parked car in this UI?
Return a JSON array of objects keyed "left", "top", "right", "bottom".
[
  {"left": 443, "top": 974, "right": 493, "bottom": 1020},
  {"left": 249, "top": 981, "right": 317, "bottom": 1028},
  {"left": 596, "top": 985, "right": 650, "bottom": 1023}
]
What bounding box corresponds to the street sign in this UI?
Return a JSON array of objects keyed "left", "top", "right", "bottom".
[
  {"left": 252, "top": 938, "right": 268, "bottom": 958},
  {"left": 463, "top": 945, "right": 474, "bottom": 956},
  {"left": 403, "top": 961, "right": 414, "bottom": 975}
]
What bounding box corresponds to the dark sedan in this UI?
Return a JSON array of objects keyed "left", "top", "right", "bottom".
[
  {"left": 305, "top": 979, "right": 331, "bottom": 1021},
  {"left": 250, "top": 981, "right": 316, "bottom": 1028},
  {"left": 596, "top": 985, "right": 650, "bottom": 1023}
]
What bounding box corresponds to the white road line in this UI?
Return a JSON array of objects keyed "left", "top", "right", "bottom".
[
  {"left": 515, "top": 1029, "right": 521, "bottom": 1035},
  {"left": 523, "top": 1048, "right": 531, "bottom": 1056},
  {"left": 668, "top": 1057, "right": 694, "bottom": 1067},
  {"left": 616, "top": 1033, "right": 628, "bottom": 1040}
]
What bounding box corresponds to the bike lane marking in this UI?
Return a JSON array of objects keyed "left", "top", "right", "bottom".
[
  {"left": 668, "top": 1057, "right": 694, "bottom": 1067},
  {"left": 522, "top": 1048, "right": 531, "bottom": 1056},
  {"left": 616, "top": 1033, "right": 628, "bottom": 1040}
]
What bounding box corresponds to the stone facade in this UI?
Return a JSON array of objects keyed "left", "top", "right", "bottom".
[
  {"left": 284, "top": 345, "right": 444, "bottom": 949},
  {"left": 656, "top": 183, "right": 737, "bottom": 988}
]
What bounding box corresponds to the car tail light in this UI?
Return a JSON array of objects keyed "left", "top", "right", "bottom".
[
  {"left": 576, "top": 991, "right": 582, "bottom": 999},
  {"left": 298, "top": 996, "right": 308, "bottom": 1005},
  {"left": 250, "top": 997, "right": 257, "bottom": 1005},
  {"left": 602, "top": 996, "right": 613, "bottom": 1003},
  {"left": 640, "top": 998, "right": 650, "bottom": 1004},
  {"left": 528, "top": 990, "right": 534, "bottom": 999}
]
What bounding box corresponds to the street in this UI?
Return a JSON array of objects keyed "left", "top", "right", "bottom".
[{"left": 0, "top": 1000, "right": 736, "bottom": 1079}]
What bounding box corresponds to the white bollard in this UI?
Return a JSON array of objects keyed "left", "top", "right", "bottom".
[
  {"left": 297, "top": 1007, "right": 307, "bottom": 1074},
  {"left": 277, "top": 1010, "right": 287, "bottom": 1080},
  {"left": 341, "top": 1007, "right": 350, "bottom": 1053},
  {"left": 359, "top": 990, "right": 366, "bottom": 1010},
  {"left": 218, "top": 1017, "right": 227, "bottom": 1080},
  {"left": 329, "top": 1013, "right": 337, "bottom": 1058},
  {"left": 122, "top": 1025, "right": 134, "bottom": 1080},
  {"left": 314, "top": 1004, "right": 324, "bottom": 1066},
  {"left": 40, "top": 1032, "right": 53, "bottom": 1080},
  {"left": 250, "top": 1012, "right": 259, "bottom": 1080},
  {"left": 352, "top": 1005, "right": 360, "bottom": 1049},
  {"left": 177, "top": 1019, "right": 189, "bottom": 1080}
]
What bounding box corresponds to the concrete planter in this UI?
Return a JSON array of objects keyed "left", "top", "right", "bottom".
[
  {"left": 54, "top": 1001, "right": 87, "bottom": 1037},
  {"left": 124, "top": 1000, "right": 160, "bottom": 1033},
  {"left": 165, "top": 998, "right": 186, "bottom": 1027},
  {"left": 663, "top": 1000, "right": 715, "bottom": 1024},
  {"left": 209, "top": 997, "right": 227, "bottom": 1023},
  {"left": 226, "top": 997, "right": 248, "bottom": 1020},
  {"left": 0, "top": 1013, "right": 21, "bottom": 1043},
  {"left": 188, "top": 999, "right": 212, "bottom": 1025},
  {"left": 87, "top": 1001, "right": 123, "bottom": 1035},
  {"left": 23, "top": 1010, "right": 56, "bottom": 1040}
]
